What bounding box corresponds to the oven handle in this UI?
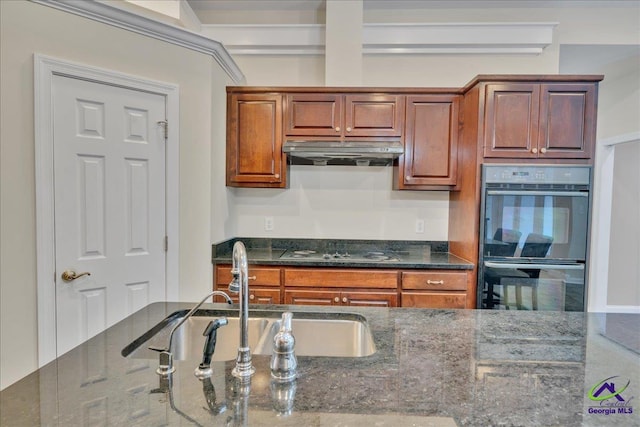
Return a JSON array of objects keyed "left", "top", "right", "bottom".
[
  {"left": 486, "top": 190, "right": 588, "bottom": 197},
  {"left": 484, "top": 261, "right": 585, "bottom": 270}
]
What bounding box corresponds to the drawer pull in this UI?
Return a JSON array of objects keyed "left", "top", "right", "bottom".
[
  {"left": 248, "top": 276, "right": 257, "bottom": 281},
  {"left": 427, "top": 280, "right": 444, "bottom": 285}
]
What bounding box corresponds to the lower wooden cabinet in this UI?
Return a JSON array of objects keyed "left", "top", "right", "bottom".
[
  {"left": 400, "top": 270, "right": 471, "bottom": 309},
  {"left": 214, "top": 264, "right": 471, "bottom": 309}
]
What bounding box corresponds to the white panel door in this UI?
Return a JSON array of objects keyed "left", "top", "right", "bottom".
[{"left": 52, "top": 75, "right": 167, "bottom": 356}]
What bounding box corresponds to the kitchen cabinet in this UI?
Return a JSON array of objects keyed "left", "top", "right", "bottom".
[
  {"left": 285, "top": 93, "right": 404, "bottom": 138},
  {"left": 214, "top": 265, "right": 282, "bottom": 304},
  {"left": 283, "top": 267, "right": 399, "bottom": 307},
  {"left": 226, "top": 92, "right": 286, "bottom": 188},
  {"left": 400, "top": 270, "right": 470, "bottom": 309},
  {"left": 214, "top": 263, "right": 473, "bottom": 309},
  {"left": 483, "top": 82, "right": 597, "bottom": 160},
  {"left": 396, "top": 94, "right": 460, "bottom": 189}
]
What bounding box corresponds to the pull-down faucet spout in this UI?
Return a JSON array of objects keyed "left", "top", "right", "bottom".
[
  {"left": 229, "top": 241, "right": 255, "bottom": 379},
  {"left": 150, "top": 290, "right": 232, "bottom": 376}
]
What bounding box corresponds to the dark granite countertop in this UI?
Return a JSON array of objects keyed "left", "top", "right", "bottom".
[
  {"left": 212, "top": 238, "right": 473, "bottom": 270},
  {"left": 2, "top": 303, "right": 638, "bottom": 426}
]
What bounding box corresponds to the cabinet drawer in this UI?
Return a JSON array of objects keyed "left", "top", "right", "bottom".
[
  {"left": 401, "top": 271, "right": 467, "bottom": 291},
  {"left": 215, "top": 265, "right": 280, "bottom": 287},
  {"left": 401, "top": 292, "right": 467, "bottom": 309},
  {"left": 284, "top": 268, "right": 398, "bottom": 289},
  {"left": 213, "top": 287, "right": 281, "bottom": 304},
  {"left": 284, "top": 290, "right": 336, "bottom": 306}
]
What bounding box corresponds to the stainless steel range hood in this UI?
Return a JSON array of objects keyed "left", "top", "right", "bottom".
[{"left": 282, "top": 140, "right": 403, "bottom": 166}]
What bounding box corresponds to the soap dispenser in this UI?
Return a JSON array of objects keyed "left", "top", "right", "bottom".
[{"left": 270, "top": 312, "right": 297, "bottom": 382}]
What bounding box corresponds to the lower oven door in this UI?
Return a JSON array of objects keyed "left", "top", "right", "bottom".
[{"left": 481, "top": 261, "right": 586, "bottom": 311}]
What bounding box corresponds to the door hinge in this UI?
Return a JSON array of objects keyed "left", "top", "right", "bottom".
[
  {"left": 158, "top": 120, "right": 168, "bottom": 140},
  {"left": 164, "top": 236, "right": 168, "bottom": 252}
]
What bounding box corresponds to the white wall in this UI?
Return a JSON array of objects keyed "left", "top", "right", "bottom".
[
  {"left": 0, "top": 0, "right": 232, "bottom": 389},
  {"left": 561, "top": 44, "right": 640, "bottom": 311}
]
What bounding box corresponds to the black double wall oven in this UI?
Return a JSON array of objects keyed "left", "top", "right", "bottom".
[{"left": 478, "top": 165, "right": 591, "bottom": 311}]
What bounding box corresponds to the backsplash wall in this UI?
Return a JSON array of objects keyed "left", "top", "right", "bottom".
[{"left": 228, "top": 165, "right": 449, "bottom": 241}]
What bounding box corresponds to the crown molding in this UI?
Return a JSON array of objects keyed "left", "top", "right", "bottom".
[
  {"left": 29, "top": 0, "right": 246, "bottom": 84},
  {"left": 201, "top": 22, "right": 557, "bottom": 55}
]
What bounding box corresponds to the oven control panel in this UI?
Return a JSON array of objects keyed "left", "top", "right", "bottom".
[{"left": 483, "top": 165, "right": 591, "bottom": 185}]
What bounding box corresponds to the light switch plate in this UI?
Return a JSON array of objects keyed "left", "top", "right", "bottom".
[{"left": 415, "top": 219, "right": 425, "bottom": 234}]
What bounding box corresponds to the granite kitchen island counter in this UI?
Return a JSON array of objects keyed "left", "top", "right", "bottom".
[{"left": 2, "top": 303, "right": 638, "bottom": 426}]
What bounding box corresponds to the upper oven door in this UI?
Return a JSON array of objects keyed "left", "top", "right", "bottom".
[{"left": 483, "top": 189, "right": 590, "bottom": 261}]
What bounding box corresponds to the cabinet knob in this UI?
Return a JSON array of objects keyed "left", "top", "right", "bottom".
[
  {"left": 249, "top": 294, "right": 255, "bottom": 300},
  {"left": 427, "top": 280, "right": 445, "bottom": 285},
  {"left": 406, "top": 176, "right": 411, "bottom": 181},
  {"left": 531, "top": 148, "right": 538, "bottom": 154},
  {"left": 334, "top": 296, "right": 340, "bottom": 303},
  {"left": 346, "top": 127, "right": 352, "bottom": 132},
  {"left": 540, "top": 147, "right": 547, "bottom": 154},
  {"left": 274, "top": 174, "right": 280, "bottom": 179},
  {"left": 335, "top": 126, "right": 340, "bottom": 132},
  {"left": 342, "top": 297, "right": 348, "bottom": 303}
]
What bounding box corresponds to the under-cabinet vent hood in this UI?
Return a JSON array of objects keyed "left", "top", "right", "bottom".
[{"left": 282, "top": 140, "right": 404, "bottom": 166}]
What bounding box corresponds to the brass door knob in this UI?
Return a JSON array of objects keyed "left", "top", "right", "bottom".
[{"left": 61, "top": 270, "right": 91, "bottom": 282}]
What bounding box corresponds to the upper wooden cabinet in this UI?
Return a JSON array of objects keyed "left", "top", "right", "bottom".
[
  {"left": 396, "top": 94, "right": 461, "bottom": 189},
  {"left": 226, "top": 92, "right": 286, "bottom": 188},
  {"left": 285, "top": 93, "right": 404, "bottom": 138},
  {"left": 483, "top": 82, "right": 598, "bottom": 160}
]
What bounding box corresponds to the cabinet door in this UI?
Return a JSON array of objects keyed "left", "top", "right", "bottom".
[
  {"left": 344, "top": 95, "right": 404, "bottom": 137},
  {"left": 284, "top": 290, "right": 337, "bottom": 306},
  {"left": 538, "top": 83, "right": 596, "bottom": 159},
  {"left": 400, "top": 95, "right": 459, "bottom": 188},
  {"left": 401, "top": 292, "right": 467, "bottom": 309},
  {"left": 342, "top": 291, "right": 398, "bottom": 307},
  {"left": 227, "top": 93, "right": 285, "bottom": 187},
  {"left": 285, "top": 93, "right": 342, "bottom": 137},
  {"left": 483, "top": 83, "right": 540, "bottom": 158}
]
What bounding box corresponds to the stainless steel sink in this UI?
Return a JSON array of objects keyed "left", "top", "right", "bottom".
[
  {"left": 253, "top": 318, "right": 376, "bottom": 357},
  {"left": 122, "top": 310, "right": 376, "bottom": 361}
]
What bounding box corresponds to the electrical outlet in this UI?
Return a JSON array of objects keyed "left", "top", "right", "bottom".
[
  {"left": 264, "top": 216, "right": 274, "bottom": 231},
  {"left": 415, "top": 219, "right": 425, "bottom": 234}
]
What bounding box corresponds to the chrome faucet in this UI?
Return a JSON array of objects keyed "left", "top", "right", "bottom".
[
  {"left": 150, "top": 290, "right": 232, "bottom": 376},
  {"left": 228, "top": 241, "right": 255, "bottom": 379}
]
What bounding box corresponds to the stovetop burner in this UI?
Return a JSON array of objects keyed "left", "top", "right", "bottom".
[{"left": 280, "top": 249, "right": 402, "bottom": 263}]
